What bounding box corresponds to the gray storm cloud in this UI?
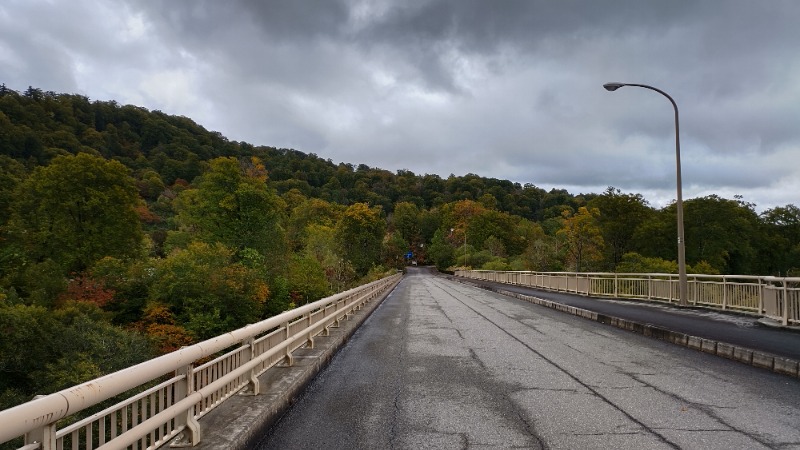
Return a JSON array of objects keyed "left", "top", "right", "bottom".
[{"left": 1, "top": 0, "right": 799, "bottom": 210}]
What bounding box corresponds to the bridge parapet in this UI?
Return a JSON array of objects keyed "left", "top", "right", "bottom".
[
  {"left": 0, "top": 272, "right": 402, "bottom": 450},
  {"left": 456, "top": 270, "right": 800, "bottom": 326}
]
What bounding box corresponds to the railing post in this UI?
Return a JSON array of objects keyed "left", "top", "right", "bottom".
[
  {"left": 722, "top": 276, "right": 728, "bottom": 310},
  {"left": 282, "top": 321, "right": 294, "bottom": 367},
  {"left": 24, "top": 396, "right": 57, "bottom": 450},
  {"left": 669, "top": 275, "right": 674, "bottom": 303},
  {"left": 783, "top": 279, "right": 790, "bottom": 326},
  {"left": 305, "top": 313, "right": 315, "bottom": 349},
  {"left": 330, "top": 301, "right": 341, "bottom": 328},
  {"left": 344, "top": 294, "right": 355, "bottom": 319},
  {"left": 587, "top": 274, "right": 592, "bottom": 295},
  {"left": 240, "top": 337, "right": 260, "bottom": 396},
  {"left": 614, "top": 273, "right": 618, "bottom": 298},
  {"left": 322, "top": 305, "right": 331, "bottom": 336},
  {"left": 170, "top": 364, "right": 200, "bottom": 448},
  {"left": 759, "top": 277, "right": 765, "bottom": 315}
]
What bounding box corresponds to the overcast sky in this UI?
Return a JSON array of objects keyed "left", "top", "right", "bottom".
[{"left": 2, "top": 1, "right": 799, "bottom": 211}]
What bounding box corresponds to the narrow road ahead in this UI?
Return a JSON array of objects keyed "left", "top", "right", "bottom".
[{"left": 259, "top": 268, "right": 800, "bottom": 449}]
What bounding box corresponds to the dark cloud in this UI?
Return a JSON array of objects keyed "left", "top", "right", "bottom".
[{"left": 2, "top": 0, "right": 799, "bottom": 210}]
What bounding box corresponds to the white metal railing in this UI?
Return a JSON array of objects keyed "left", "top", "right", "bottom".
[
  {"left": 0, "top": 272, "right": 402, "bottom": 450},
  {"left": 456, "top": 270, "right": 800, "bottom": 326}
]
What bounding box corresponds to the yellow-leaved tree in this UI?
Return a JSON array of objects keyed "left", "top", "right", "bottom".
[{"left": 557, "top": 207, "right": 605, "bottom": 272}]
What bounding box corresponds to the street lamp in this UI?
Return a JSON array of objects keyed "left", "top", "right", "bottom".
[{"left": 603, "top": 82, "right": 688, "bottom": 306}]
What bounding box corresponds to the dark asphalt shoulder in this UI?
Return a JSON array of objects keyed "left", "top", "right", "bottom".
[{"left": 453, "top": 276, "right": 800, "bottom": 361}]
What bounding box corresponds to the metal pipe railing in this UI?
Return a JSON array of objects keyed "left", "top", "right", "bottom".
[
  {"left": 456, "top": 270, "right": 799, "bottom": 326},
  {"left": 0, "top": 272, "right": 402, "bottom": 449}
]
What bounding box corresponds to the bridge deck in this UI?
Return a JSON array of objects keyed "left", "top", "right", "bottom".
[
  {"left": 256, "top": 268, "right": 800, "bottom": 449},
  {"left": 458, "top": 275, "right": 800, "bottom": 361}
]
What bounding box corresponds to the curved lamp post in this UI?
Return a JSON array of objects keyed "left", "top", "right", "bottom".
[{"left": 603, "top": 82, "right": 688, "bottom": 306}]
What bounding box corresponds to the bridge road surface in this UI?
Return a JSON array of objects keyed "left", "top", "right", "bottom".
[
  {"left": 258, "top": 268, "right": 800, "bottom": 449},
  {"left": 458, "top": 277, "right": 800, "bottom": 362}
]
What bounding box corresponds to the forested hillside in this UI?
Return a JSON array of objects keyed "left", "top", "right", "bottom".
[{"left": 2, "top": 85, "right": 799, "bottom": 412}]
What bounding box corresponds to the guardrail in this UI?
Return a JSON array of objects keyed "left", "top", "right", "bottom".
[
  {"left": 455, "top": 270, "right": 800, "bottom": 326},
  {"left": 0, "top": 272, "right": 402, "bottom": 450}
]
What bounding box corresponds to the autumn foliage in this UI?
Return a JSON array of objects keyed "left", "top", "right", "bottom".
[
  {"left": 135, "top": 304, "right": 194, "bottom": 354},
  {"left": 2, "top": 85, "right": 800, "bottom": 417},
  {"left": 59, "top": 275, "right": 115, "bottom": 308}
]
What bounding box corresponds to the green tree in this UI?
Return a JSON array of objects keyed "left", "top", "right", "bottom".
[
  {"left": 682, "top": 195, "right": 758, "bottom": 274},
  {"left": 136, "top": 169, "right": 166, "bottom": 201},
  {"left": 588, "top": 187, "right": 652, "bottom": 269},
  {"left": 630, "top": 208, "right": 674, "bottom": 262},
  {"left": 482, "top": 259, "right": 511, "bottom": 271},
  {"left": 483, "top": 235, "right": 507, "bottom": 258},
  {"left": 0, "top": 301, "right": 153, "bottom": 411},
  {"left": 150, "top": 242, "right": 268, "bottom": 340},
  {"left": 440, "top": 200, "right": 485, "bottom": 265},
  {"left": 287, "top": 253, "right": 331, "bottom": 305},
  {"left": 428, "top": 228, "right": 454, "bottom": 270},
  {"left": 38, "top": 302, "right": 153, "bottom": 392},
  {"left": 305, "top": 224, "right": 354, "bottom": 292},
  {"left": 418, "top": 208, "right": 442, "bottom": 245},
  {"left": 759, "top": 204, "right": 800, "bottom": 275},
  {"left": 89, "top": 257, "right": 154, "bottom": 325},
  {"left": 382, "top": 231, "right": 409, "bottom": 269},
  {"left": 287, "top": 198, "right": 341, "bottom": 252},
  {"left": 0, "top": 157, "right": 27, "bottom": 291},
  {"left": 616, "top": 252, "right": 678, "bottom": 273},
  {"left": 335, "top": 203, "right": 386, "bottom": 276},
  {"left": 172, "top": 157, "right": 286, "bottom": 271},
  {"left": 392, "top": 202, "right": 421, "bottom": 244},
  {"left": 0, "top": 156, "right": 25, "bottom": 230},
  {"left": 467, "top": 209, "right": 516, "bottom": 254},
  {"left": 7, "top": 153, "right": 143, "bottom": 275},
  {"left": 522, "top": 234, "right": 564, "bottom": 271}
]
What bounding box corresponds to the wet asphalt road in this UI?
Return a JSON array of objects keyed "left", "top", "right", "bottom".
[{"left": 258, "top": 268, "right": 800, "bottom": 449}]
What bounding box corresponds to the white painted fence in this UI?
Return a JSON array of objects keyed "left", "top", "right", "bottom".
[
  {"left": 456, "top": 270, "right": 800, "bottom": 326},
  {"left": 0, "top": 272, "right": 402, "bottom": 450}
]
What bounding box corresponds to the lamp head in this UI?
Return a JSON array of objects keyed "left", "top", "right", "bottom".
[{"left": 603, "top": 82, "right": 625, "bottom": 92}]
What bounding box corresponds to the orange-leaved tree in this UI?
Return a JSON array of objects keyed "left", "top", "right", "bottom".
[{"left": 557, "top": 206, "right": 605, "bottom": 272}]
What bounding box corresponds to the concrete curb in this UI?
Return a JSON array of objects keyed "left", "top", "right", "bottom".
[
  {"left": 193, "top": 276, "right": 403, "bottom": 450},
  {"left": 454, "top": 278, "right": 800, "bottom": 380}
]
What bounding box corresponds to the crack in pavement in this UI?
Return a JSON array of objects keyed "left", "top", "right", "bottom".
[
  {"left": 468, "top": 348, "right": 489, "bottom": 371},
  {"left": 626, "top": 372, "right": 776, "bottom": 447},
  {"left": 441, "top": 276, "right": 790, "bottom": 448},
  {"left": 423, "top": 278, "right": 548, "bottom": 450}
]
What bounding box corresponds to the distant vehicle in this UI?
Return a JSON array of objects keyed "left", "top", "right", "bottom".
[{"left": 412, "top": 260, "right": 417, "bottom": 266}]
